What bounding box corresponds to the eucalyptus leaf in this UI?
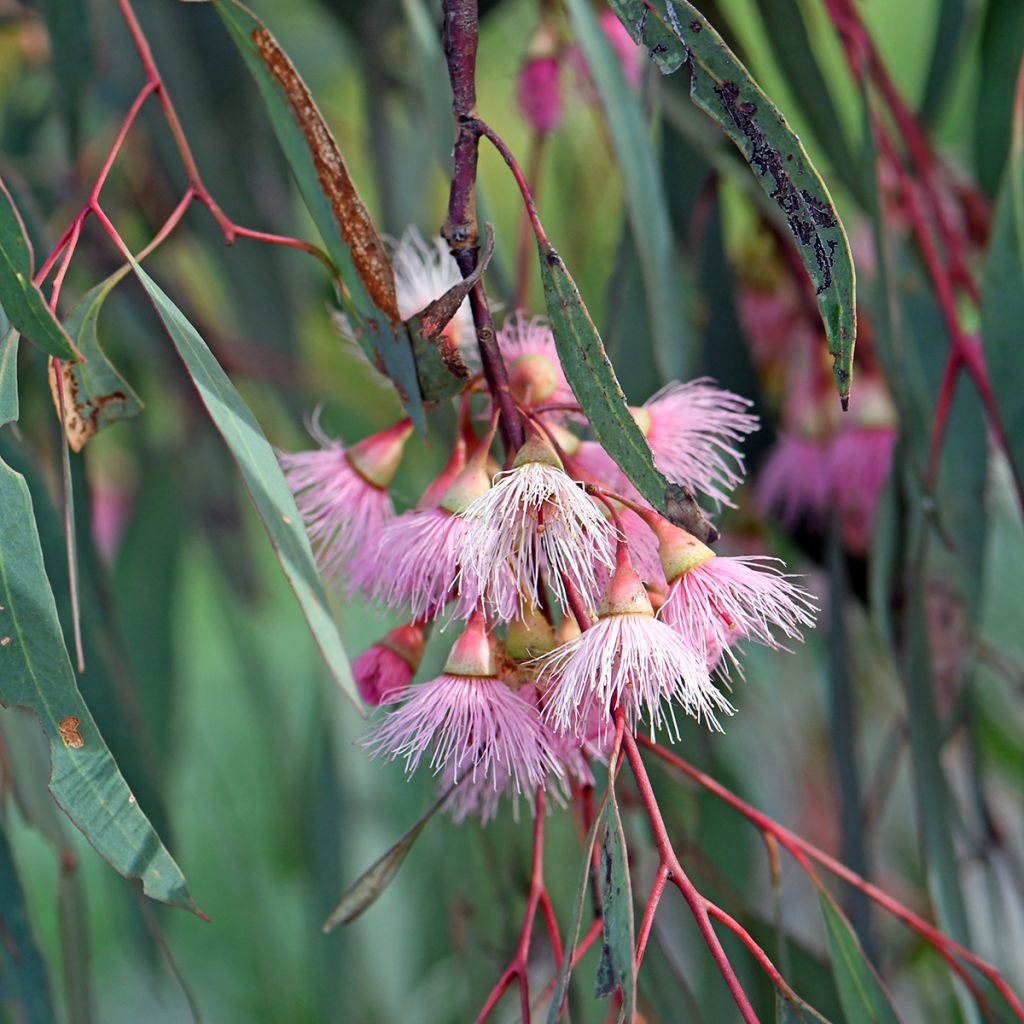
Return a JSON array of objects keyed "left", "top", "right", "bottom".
[
  {"left": 123, "top": 257, "right": 361, "bottom": 710},
  {"left": 56, "top": 278, "right": 144, "bottom": 452},
  {"left": 0, "top": 317, "right": 16, "bottom": 427},
  {"left": 539, "top": 244, "right": 716, "bottom": 543},
  {"left": 0, "top": 820, "right": 56, "bottom": 1024},
  {"left": 565, "top": 0, "right": 690, "bottom": 381},
  {"left": 608, "top": 0, "right": 856, "bottom": 404},
  {"left": 322, "top": 790, "right": 449, "bottom": 931},
  {"left": 214, "top": 0, "right": 425, "bottom": 431},
  {"left": 818, "top": 890, "right": 901, "bottom": 1024},
  {"left": 0, "top": 177, "right": 78, "bottom": 362},
  {"left": 0, "top": 455, "right": 197, "bottom": 912}
]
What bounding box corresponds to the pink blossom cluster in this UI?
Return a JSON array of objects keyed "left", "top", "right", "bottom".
[{"left": 281, "top": 264, "right": 816, "bottom": 824}]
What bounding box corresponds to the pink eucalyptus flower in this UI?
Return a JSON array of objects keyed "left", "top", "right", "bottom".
[
  {"left": 536, "top": 552, "right": 725, "bottom": 737},
  {"left": 460, "top": 431, "right": 616, "bottom": 617},
  {"left": 652, "top": 519, "right": 816, "bottom": 677},
  {"left": 499, "top": 312, "right": 575, "bottom": 408},
  {"left": 570, "top": 441, "right": 631, "bottom": 493},
  {"left": 828, "top": 425, "right": 896, "bottom": 555},
  {"left": 640, "top": 378, "right": 759, "bottom": 506},
  {"left": 366, "top": 614, "right": 559, "bottom": 794},
  {"left": 353, "top": 623, "right": 425, "bottom": 707},
  {"left": 518, "top": 56, "right": 562, "bottom": 134},
  {"left": 280, "top": 417, "right": 412, "bottom": 583},
  {"left": 756, "top": 432, "right": 832, "bottom": 531}
]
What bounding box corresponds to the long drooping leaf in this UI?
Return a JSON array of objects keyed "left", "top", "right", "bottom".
[
  {"left": 0, "top": 455, "right": 196, "bottom": 912},
  {"left": 565, "top": 0, "right": 690, "bottom": 381},
  {"left": 0, "top": 177, "right": 78, "bottom": 362},
  {"left": 608, "top": 0, "right": 856, "bottom": 405},
  {"left": 214, "top": 0, "right": 425, "bottom": 430},
  {"left": 0, "top": 819, "right": 56, "bottom": 1024},
  {"left": 594, "top": 781, "right": 636, "bottom": 1018},
  {"left": 981, "top": 61, "right": 1024, "bottom": 490},
  {"left": 919, "top": 0, "right": 969, "bottom": 128},
  {"left": 539, "top": 244, "right": 716, "bottom": 543},
  {"left": 322, "top": 789, "right": 449, "bottom": 931},
  {"left": 124, "top": 258, "right": 360, "bottom": 710},
  {"left": 818, "top": 890, "right": 901, "bottom": 1024},
  {"left": 54, "top": 277, "right": 144, "bottom": 452},
  {"left": 40, "top": 0, "right": 92, "bottom": 154}
]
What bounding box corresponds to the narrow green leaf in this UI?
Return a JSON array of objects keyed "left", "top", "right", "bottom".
[
  {"left": 214, "top": 0, "right": 425, "bottom": 431},
  {"left": 40, "top": 0, "right": 92, "bottom": 154},
  {"left": 0, "top": 177, "right": 78, "bottom": 362},
  {"left": 0, "top": 819, "right": 56, "bottom": 1024},
  {"left": 981, "top": 66, "right": 1024, "bottom": 491},
  {"left": 565, "top": 0, "right": 690, "bottom": 380},
  {"left": 539, "top": 244, "right": 716, "bottom": 543},
  {"left": 57, "top": 277, "right": 144, "bottom": 452},
  {"left": 608, "top": 0, "right": 856, "bottom": 404},
  {"left": 594, "top": 782, "right": 636, "bottom": 1019},
  {"left": 124, "top": 258, "right": 360, "bottom": 710},
  {"left": 0, "top": 455, "right": 196, "bottom": 912},
  {"left": 775, "top": 990, "right": 835, "bottom": 1024},
  {"left": 817, "top": 890, "right": 901, "bottom": 1024},
  {"left": 546, "top": 789, "right": 607, "bottom": 1024},
  {"left": 974, "top": 0, "right": 1024, "bottom": 197},
  {"left": 919, "top": 0, "right": 969, "bottom": 127},
  {"left": 322, "top": 790, "right": 449, "bottom": 931},
  {"left": 0, "top": 315, "right": 17, "bottom": 427}
]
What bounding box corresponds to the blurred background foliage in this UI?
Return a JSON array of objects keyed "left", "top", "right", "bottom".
[{"left": 0, "top": 0, "right": 1022, "bottom": 1021}]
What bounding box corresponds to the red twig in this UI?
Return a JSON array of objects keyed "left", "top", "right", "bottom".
[
  {"left": 475, "top": 788, "right": 556, "bottom": 1024},
  {"left": 638, "top": 737, "right": 1024, "bottom": 1022}
]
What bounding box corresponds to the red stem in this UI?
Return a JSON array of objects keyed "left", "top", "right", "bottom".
[{"left": 638, "top": 737, "right": 1024, "bottom": 1022}]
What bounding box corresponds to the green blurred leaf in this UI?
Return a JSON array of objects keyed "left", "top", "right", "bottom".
[
  {"left": 215, "top": 0, "right": 425, "bottom": 431},
  {"left": 0, "top": 455, "right": 196, "bottom": 912},
  {"left": 0, "top": 819, "right": 56, "bottom": 1024},
  {"left": 776, "top": 992, "right": 835, "bottom": 1024},
  {"left": 0, "top": 316, "right": 16, "bottom": 427},
  {"left": 57, "top": 277, "right": 144, "bottom": 451},
  {"left": 565, "top": 0, "right": 690, "bottom": 381},
  {"left": 0, "top": 177, "right": 78, "bottom": 362},
  {"left": 40, "top": 0, "right": 92, "bottom": 154},
  {"left": 755, "top": 0, "right": 859, "bottom": 186},
  {"left": 539, "top": 244, "right": 716, "bottom": 543},
  {"left": 981, "top": 69, "right": 1024, "bottom": 491},
  {"left": 920, "top": 0, "right": 969, "bottom": 127},
  {"left": 123, "top": 257, "right": 361, "bottom": 710},
  {"left": 817, "top": 890, "right": 901, "bottom": 1024},
  {"left": 322, "top": 790, "right": 448, "bottom": 931},
  {"left": 594, "top": 782, "right": 636, "bottom": 1018},
  {"left": 608, "top": 0, "right": 857, "bottom": 404},
  {"left": 974, "top": 0, "right": 1024, "bottom": 197}
]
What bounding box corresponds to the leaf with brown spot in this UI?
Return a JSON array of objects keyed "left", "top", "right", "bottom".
[
  {"left": 50, "top": 278, "right": 143, "bottom": 451},
  {"left": 216, "top": 0, "right": 425, "bottom": 429},
  {"left": 608, "top": 0, "right": 857, "bottom": 405},
  {"left": 57, "top": 716, "right": 84, "bottom": 749}
]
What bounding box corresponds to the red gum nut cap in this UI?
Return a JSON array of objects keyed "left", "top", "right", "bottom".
[
  {"left": 444, "top": 612, "right": 499, "bottom": 678},
  {"left": 649, "top": 516, "right": 716, "bottom": 584},
  {"left": 599, "top": 560, "right": 654, "bottom": 618},
  {"left": 347, "top": 420, "right": 414, "bottom": 489},
  {"left": 378, "top": 623, "right": 426, "bottom": 672}
]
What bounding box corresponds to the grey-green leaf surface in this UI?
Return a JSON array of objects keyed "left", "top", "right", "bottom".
[
  {"left": 59, "top": 278, "right": 144, "bottom": 451},
  {"left": 322, "top": 790, "right": 448, "bottom": 931},
  {"left": 215, "top": 0, "right": 425, "bottom": 431},
  {"left": 776, "top": 991, "right": 835, "bottom": 1024},
  {"left": 565, "top": 0, "right": 690, "bottom": 381},
  {"left": 539, "top": 243, "right": 716, "bottom": 543},
  {"left": 40, "top": 0, "right": 92, "bottom": 154},
  {"left": 594, "top": 782, "right": 636, "bottom": 1019},
  {"left": 982, "top": 82, "right": 1024, "bottom": 491},
  {"left": 0, "top": 819, "right": 56, "bottom": 1024},
  {"left": 0, "top": 177, "right": 78, "bottom": 362},
  {"left": 0, "top": 309, "right": 16, "bottom": 426},
  {"left": 818, "top": 890, "right": 901, "bottom": 1024},
  {"left": 0, "top": 455, "right": 197, "bottom": 912},
  {"left": 124, "top": 257, "right": 360, "bottom": 710},
  {"left": 608, "top": 0, "right": 856, "bottom": 404}
]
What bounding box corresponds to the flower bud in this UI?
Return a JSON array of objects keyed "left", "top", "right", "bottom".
[
  {"left": 347, "top": 419, "right": 414, "bottom": 489},
  {"left": 443, "top": 612, "right": 499, "bottom": 678},
  {"left": 518, "top": 21, "right": 561, "bottom": 134},
  {"left": 354, "top": 622, "right": 425, "bottom": 706},
  {"left": 512, "top": 427, "right": 564, "bottom": 471},
  {"left": 505, "top": 604, "right": 558, "bottom": 661},
  {"left": 649, "top": 516, "right": 716, "bottom": 583},
  {"left": 598, "top": 557, "right": 654, "bottom": 618}
]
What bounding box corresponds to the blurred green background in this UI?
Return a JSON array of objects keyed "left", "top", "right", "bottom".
[{"left": 1, "top": 0, "right": 1023, "bottom": 1021}]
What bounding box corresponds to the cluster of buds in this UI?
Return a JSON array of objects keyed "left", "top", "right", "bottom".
[{"left": 280, "top": 232, "right": 816, "bottom": 824}]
